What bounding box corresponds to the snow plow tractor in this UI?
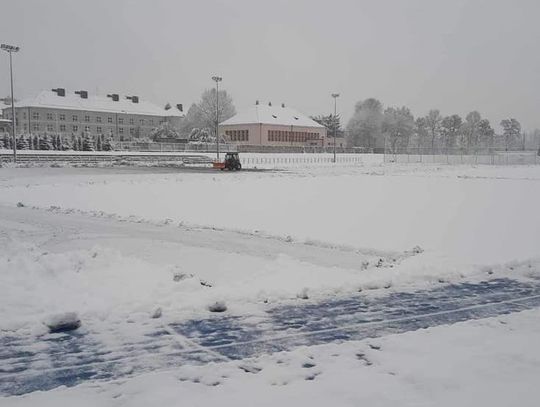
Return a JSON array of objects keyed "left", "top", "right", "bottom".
[{"left": 213, "top": 152, "right": 242, "bottom": 171}]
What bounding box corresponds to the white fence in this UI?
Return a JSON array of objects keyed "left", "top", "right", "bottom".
[
  {"left": 240, "top": 154, "right": 363, "bottom": 169},
  {"left": 384, "top": 151, "right": 540, "bottom": 166}
]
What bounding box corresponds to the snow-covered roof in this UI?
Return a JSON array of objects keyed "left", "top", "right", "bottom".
[
  {"left": 12, "top": 90, "right": 183, "bottom": 117},
  {"left": 220, "top": 103, "right": 325, "bottom": 128}
]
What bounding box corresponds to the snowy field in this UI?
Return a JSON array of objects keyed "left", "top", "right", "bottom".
[{"left": 1, "top": 158, "right": 540, "bottom": 405}]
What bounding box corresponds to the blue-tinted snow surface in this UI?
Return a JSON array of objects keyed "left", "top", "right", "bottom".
[{"left": 2, "top": 278, "right": 540, "bottom": 396}]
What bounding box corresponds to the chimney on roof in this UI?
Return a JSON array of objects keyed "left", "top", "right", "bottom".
[
  {"left": 255, "top": 100, "right": 259, "bottom": 105},
  {"left": 281, "top": 103, "right": 285, "bottom": 108},
  {"left": 52, "top": 88, "right": 65, "bottom": 97},
  {"left": 75, "top": 90, "right": 88, "bottom": 99},
  {"left": 126, "top": 95, "right": 139, "bottom": 103},
  {"left": 107, "top": 93, "right": 119, "bottom": 102},
  {"left": 268, "top": 102, "right": 272, "bottom": 106},
  {"left": 176, "top": 104, "right": 183, "bottom": 112}
]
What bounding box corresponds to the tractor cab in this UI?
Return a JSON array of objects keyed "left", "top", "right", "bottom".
[
  {"left": 212, "top": 152, "right": 242, "bottom": 171},
  {"left": 224, "top": 152, "right": 242, "bottom": 170}
]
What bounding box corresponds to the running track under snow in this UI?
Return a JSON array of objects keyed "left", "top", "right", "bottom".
[{"left": 2, "top": 277, "right": 540, "bottom": 396}]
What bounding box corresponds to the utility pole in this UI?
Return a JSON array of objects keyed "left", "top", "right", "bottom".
[
  {"left": 331, "top": 93, "right": 340, "bottom": 163},
  {"left": 1, "top": 44, "right": 20, "bottom": 163},
  {"left": 212, "top": 76, "right": 222, "bottom": 161}
]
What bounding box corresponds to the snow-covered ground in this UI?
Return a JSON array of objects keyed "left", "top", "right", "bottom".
[
  {"left": 5, "top": 308, "right": 540, "bottom": 407},
  {"left": 2, "top": 159, "right": 539, "bottom": 263},
  {"left": 1, "top": 158, "right": 540, "bottom": 403}
]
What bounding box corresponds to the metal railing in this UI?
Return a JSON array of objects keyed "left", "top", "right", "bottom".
[{"left": 383, "top": 148, "right": 540, "bottom": 166}]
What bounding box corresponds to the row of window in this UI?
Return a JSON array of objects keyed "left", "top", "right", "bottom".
[
  {"left": 225, "top": 129, "right": 249, "bottom": 142},
  {"left": 22, "top": 123, "right": 140, "bottom": 135},
  {"left": 268, "top": 130, "right": 320, "bottom": 143},
  {"left": 5, "top": 111, "right": 162, "bottom": 126}
]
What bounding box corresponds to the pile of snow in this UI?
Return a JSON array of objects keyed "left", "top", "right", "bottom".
[{"left": 44, "top": 312, "right": 81, "bottom": 333}]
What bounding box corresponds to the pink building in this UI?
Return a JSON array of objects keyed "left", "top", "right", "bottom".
[{"left": 219, "top": 102, "right": 327, "bottom": 147}]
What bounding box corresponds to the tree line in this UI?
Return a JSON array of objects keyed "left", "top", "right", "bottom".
[
  {"left": 0, "top": 133, "right": 114, "bottom": 151},
  {"left": 344, "top": 98, "right": 533, "bottom": 153}
]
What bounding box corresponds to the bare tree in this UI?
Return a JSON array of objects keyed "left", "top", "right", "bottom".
[
  {"left": 440, "top": 115, "right": 463, "bottom": 150},
  {"left": 346, "top": 98, "right": 383, "bottom": 148},
  {"left": 180, "top": 89, "right": 236, "bottom": 137},
  {"left": 462, "top": 111, "right": 482, "bottom": 151},
  {"left": 500, "top": 118, "right": 521, "bottom": 151},
  {"left": 424, "top": 109, "right": 442, "bottom": 152},
  {"left": 382, "top": 106, "right": 415, "bottom": 153}
]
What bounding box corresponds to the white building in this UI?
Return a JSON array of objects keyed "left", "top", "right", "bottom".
[
  {"left": 1, "top": 89, "right": 184, "bottom": 141},
  {"left": 219, "top": 102, "right": 327, "bottom": 147}
]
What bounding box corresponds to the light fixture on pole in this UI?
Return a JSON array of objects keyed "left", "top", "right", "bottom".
[
  {"left": 212, "top": 76, "right": 222, "bottom": 161},
  {"left": 1, "top": 44, "right": 20, "bottom": 163},
  {"left": 331, "top": 93, "right": 340, "bottom": 163}
]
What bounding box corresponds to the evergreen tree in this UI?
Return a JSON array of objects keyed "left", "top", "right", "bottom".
[
  {"left": 33, "top": 135, "right": 39, "bottom": 150},
  {"left": 78, "top": 136, "right": 83, "bottom": 151},
  {"left": 96, "top": 134, "right": 102, "bottom": 151},
  {"left": 312, "top": 114, "right": 343, "bottom": 139},
  {"left": 39, "top": 135, "right": 53, "bottom": 150},
  {"left": 60, "top": 136, "right": 71, "bottom": 150},
  {"left": 102, "top": 137, "right": 114, "bottom": 151},
  {"left": 82, "top": 134, "right": 94, "bottom": 151},
  {"left": 16, "top": 136, "right": 29, "bottom": 150}
]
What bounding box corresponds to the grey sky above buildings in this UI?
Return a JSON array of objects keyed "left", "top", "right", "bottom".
[{"left": 1, "top": 0, "right": 539, "bottom": 131}]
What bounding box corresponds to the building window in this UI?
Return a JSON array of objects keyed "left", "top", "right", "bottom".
[
  {"left": 32, "top": 112, "right": 39, "bottom": 120},
  {"left": 140, "top": 119, "right": 145, "bottom": 125},
  {"left": 130, "top": 128, "right": 135, "bottom": 135},
  {"left": 73, "top": 125, "right": 78, "bottom": 132},
  {"left": 23, "top": 112, "right": 27, "bottom": 119},
  {"left": 118, "top": 118, "right": 124, "bottom": 124},
  {"left": 129, "top": 118, "right": 134, "bottom": 125},
  {"left": 72, "top": 115, "right": 78, "bottom": 122},
  {"left": 46, "top": 113, "right": 53, "bottom": 121},
  {"left": 108, "top": 117, "right": 113, "bottom": 123},
  {"left": 60, "top": 124, "right": 66, "bottom": 131},
  {"left": 47, "top": 124, "right": 54, "bottom": 132},
  {"left": 119, "top": 127, "right": 124, "bottom": 134},
  {"left": 84, "top": 125, "right": 90, "bottom": 132},
  {"left": 59, "top": 114, "right": 65, "bottom": 121},
  {"left": 23, "top": 124, "right": 28, "bottom": 131},
  {"left": 149, "top": 119, "right": 154, "bottom": 125},
  {"left": 96, "top": 126, "right": 102, "bottom": 134},
  {"left": 33, "top": 124, "right": 39, "bottom": 131},
  {"left": 96, "top": 116, "right": 102, "bottom": 123},
  {"left": 84, "top": 115, "right": 90, "bottom": 122}
]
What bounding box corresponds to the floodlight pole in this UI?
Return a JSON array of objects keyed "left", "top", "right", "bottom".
[
  {"left": 212, "top": 75, "right": 222, "bottom": 161},
  {"left": 331, "top": 93, "right": 340, "bottom": 163},
  {"left": 2, "top": 44, "right": 20, "bottom": 163}
]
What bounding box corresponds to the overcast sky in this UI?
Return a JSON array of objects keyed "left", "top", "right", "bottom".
[{"left": 1, "top": 0, "right": 539, "bottom": 130}]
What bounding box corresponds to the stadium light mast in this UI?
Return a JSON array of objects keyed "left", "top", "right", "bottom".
[
  {"left": 212, "top": 75, "right": 222, "bottom": 161},
  {"left": 1, "top": 44, "right": 20, "bottom": 163},
  {"left": 331, "top": 93, "right": 340, "bottom": 163}
]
